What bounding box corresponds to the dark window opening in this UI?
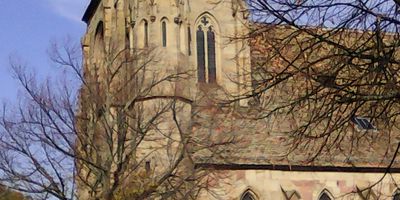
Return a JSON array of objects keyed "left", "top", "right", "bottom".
[
  {"left": 351, "top": 116, "right": 375, "bottom": 130},
  {"left": 319, "top": 193, "right": 331, "bottom": 200},
  {"left": 242, "top": 192, "right": 256, "bottom": 200},
  {"left": 394, "top": 191, "right": 400, "bottom": 200},
  {"left": 144, "top": 20, "right": 149, "bottom": 47},
  {"left": 188, "top": 27, "right": 192, "bottom": 55},
  {"left": 196, "top": 26, "right": 206, "bottom": 83},
  {"left": 145, "top": 161, "right": 151, "bottom": 173},
  {"left": 196, "top": 17, "right": 218, "bottom": 84},
  {"left": 94, "top": 22, "right": 105, "bottom": 53},
  {"left": 126, "top": 32, "right": 130, "bottom": 49},
  {"left": 207, "top": 26, "right": 216, "bottom": 83},
  {"left": 162, "top": 21, "right": 167, "bottom": 47}
]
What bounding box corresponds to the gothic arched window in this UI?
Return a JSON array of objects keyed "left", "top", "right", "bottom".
[
  {"left": 319, "top": 191, "right": 332, "bottom": 200},
  {"left": 137, "top": 19, "right": 149, "bottom": 48},
  {"left": 93, "top": 21, "right": 105, "bottom": 72},
  {"left": 394, "top": 190, "right": 400, "bottom": 200},
  {"left": 188, "top": 27, "right": 192, "bottom": 55},
  {"left": 196, "top": 25, "right": 206, "bottom": 83},
  {"left": 241, "top": 190, "right": 257, "bottom": 200},
  {"left": 196, "top": 15, "right": 217, "bottom": 84},
  {"left": 144, "top": 20, "right": 149, "bottom": 47},
  {"left": 94, "top": 21, "right": 105, "bottom": 56},
  {"left": 161, "top": 19, "right": 167, "bottom": 47}
]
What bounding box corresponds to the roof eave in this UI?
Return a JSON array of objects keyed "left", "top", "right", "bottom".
[
  {"left": 82, "top": 0, "right": 101, "bottom": 24},
  {"left": 195, "top": 163, "right": 400, "bottom": 173}
]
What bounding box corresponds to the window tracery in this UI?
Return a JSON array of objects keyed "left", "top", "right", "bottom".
[{"left": 196, "top": 15, "right": 217, "bottom": 84}]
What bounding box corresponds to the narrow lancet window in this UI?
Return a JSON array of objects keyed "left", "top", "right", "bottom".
[
  {"left": 144, "top": 20, "right": 149, "bottom": 47},
  {"left": 195, "top": 15, "right": 218, "bottom": 84},
  {"left": 188, "top": 27, "right": 192, "bottom": 55},
  {"left": 162, "top": 21, "right": 167, "bottom": 47},
  {"left": 207, "top": 26, "right": 216, "bottom": 83},
  {"left": 196, "top": 26, "right": 206, "bottom": 83},
  {"left": 126, "top": 32, "right": 130, "bottom": 49},
  {"left": 94, "top": 22, "right": 105, "bottom": 57}
]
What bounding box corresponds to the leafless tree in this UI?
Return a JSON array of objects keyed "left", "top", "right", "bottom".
[
  {"left": 232, "top": 0, "right": 400, "bottom": 162},
  {"left": 217, "top": 0, "right": 400, "bottom": 197},
  {"left": 0, "top": 185, "right": 26, "bottom": 200},
  {"left": 0, "top": 39, "right": 234, "bottom": 200}
]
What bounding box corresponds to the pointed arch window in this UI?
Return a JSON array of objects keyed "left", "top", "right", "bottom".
[
  {"left": 319, "top": 193, "right": 331, "bottom": 200},
  {"left": 196, "top": 26, "right": 206, "bottom": 83},
  {"left": 196, "top": 15, "right": 217, "bottom": 84},
  {"left": 318, "top": 190, "right": 334, "bottom": 200},
  {"left": 188, "top": 27, "right": 192, "bottom": 55},
  {"left": 144, "top": 20, "right": 149, "bottom": 47},
  {"left": 394, "top": 190, "right": 400, "bottom": 200},
  {"left": 161, "top": 20, "right": 167, "bottom": 47},
  {"left": 92, "top": 21, "right": 106, "bottom": 92},
  {"left": 241, "top": 190, "right": 257, "bottom": 200},
  {"left": 207, "top": 27, "right": 216, "bottom": 83},
  {"left": 93, "top": 21, "right": 105, "bottom": 66},
  {"left": 94, "top": 22, "right": 105, "bottom": 53}
]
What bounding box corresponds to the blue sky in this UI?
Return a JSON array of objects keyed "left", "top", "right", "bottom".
[{"left": 0, "top": 0, "right": 90, "bottom": 101}]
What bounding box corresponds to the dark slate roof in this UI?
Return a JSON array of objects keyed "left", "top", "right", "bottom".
[
  {"left": 82, "top": 0, "right": 101, "bottom": 23},
  {"left": 191, "top": 105, "right": 400, "bottom": 172},
  {"left": 189, "top": 26, "right": 400, "bottom": 172}
]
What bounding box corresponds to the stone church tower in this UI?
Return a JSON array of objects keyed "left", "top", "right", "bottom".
[
  {"left": 82, "top": 0, "right": 250, "bottom": 103},
  {"left": 81, "top": 0, "right": 400, "bottom": 199}
]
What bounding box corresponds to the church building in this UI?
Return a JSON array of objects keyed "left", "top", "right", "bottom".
[{"left": 81, "top": 0, "right": 400, "bottom": 199}]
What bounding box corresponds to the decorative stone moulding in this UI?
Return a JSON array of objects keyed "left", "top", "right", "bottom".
[
  {"left": 130, "top": 20, "right": 136, "bottom": 27},
  {"left": 150, "top": 15, "right": 156, "bottom": 22},
  {"left": 81, "top": 35, "right": 90, "bottom": 47},
  {"left": 242, "top": 11, "right": 249, "bottom": 19},
  {"left": 174, "top": 16, "right": 182, "bottom": 24}
]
